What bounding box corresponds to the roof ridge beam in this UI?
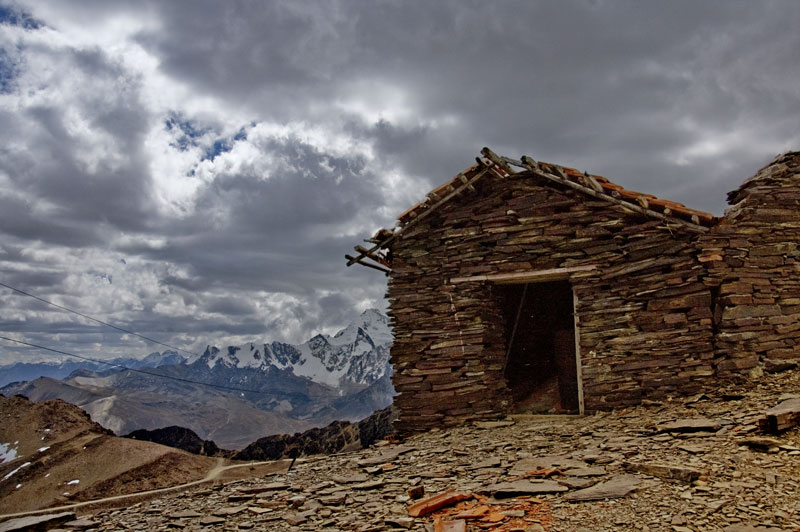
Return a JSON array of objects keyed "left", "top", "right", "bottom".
[
  {"left": 481, "top": 147, "right": 516, "bottom": 176},
  {"left": 518, "top": 155, "right": 709, "bottom": 233}
]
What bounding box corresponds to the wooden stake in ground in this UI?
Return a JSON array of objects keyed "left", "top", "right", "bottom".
[{"left": 758, "top": 398, "right": 800, "bottom": 433}]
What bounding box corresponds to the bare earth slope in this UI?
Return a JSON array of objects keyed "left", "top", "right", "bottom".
[
  {"left": 0, "top": 395, "right": 218, "bottom": 513},
  {"left": 25, "top": 369, "right": 800, "bottom": 532}
]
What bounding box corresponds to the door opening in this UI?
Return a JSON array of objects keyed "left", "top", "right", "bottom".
[{"left": 498, "top": 280, "right": 579, "bottom": 413}]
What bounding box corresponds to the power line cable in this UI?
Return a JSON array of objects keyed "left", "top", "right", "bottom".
[
  {"left": 0, "top": 281, "right": 199, "bottom": 358},
  {"left": 0, "top": 335, "right": 269, "bottom": 395}
]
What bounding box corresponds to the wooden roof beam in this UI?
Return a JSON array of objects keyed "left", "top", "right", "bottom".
[
  {"left": 345, "top": 254, "right": 390, "bottom": 274},
  {"left": 480, "top": 147, "right": 516, "bottom": 176},
  {"left": 518, "top": 156, "right": 709, "bottom": 234}
]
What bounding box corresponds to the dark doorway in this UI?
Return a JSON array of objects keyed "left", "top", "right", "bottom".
[{"left": 497, "top": 281, "right": 579, "bottom": 413}]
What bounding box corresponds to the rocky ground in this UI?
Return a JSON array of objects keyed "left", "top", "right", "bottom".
[{"left": 4, "top": 370, "right": 800, "bottom": 532}]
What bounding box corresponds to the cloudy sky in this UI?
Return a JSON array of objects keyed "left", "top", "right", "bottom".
[{"left": 1, "top": 1, "right": 798, "bottom": 363}]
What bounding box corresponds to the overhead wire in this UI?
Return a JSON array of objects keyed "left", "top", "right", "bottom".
[
  {"left": 0, "top": 280, "right": 273, "bottom": 395},
  {"left": 0, "top": 335, "right": 269, "bottom": 395},
  {"left": 0, "top": 281, "right": 199, "bottom": 358}
]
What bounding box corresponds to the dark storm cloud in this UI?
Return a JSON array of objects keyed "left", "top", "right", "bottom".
[
  {"left": 134, "top": 0, "right": 799, "bottom": 212},
  {"left": 0, "top": 41, "right": 157, "bottom": 244},
  {"left": 134, "top": 1, "right": 355, "bottom": 116},
  {"left": 1, "top": 0, "right": 798, "bottom": 362}
]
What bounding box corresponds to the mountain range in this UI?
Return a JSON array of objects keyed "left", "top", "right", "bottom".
[
  {"left": 0, "top": 351, "right": 186, "bottom": 388},
  {"left": 0, "top": 309, "right": 394, "bottom": 449}
]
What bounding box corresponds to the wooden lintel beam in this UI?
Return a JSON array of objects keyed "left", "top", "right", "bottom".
[{"left": 450, "top": 265, "right": 597, "bottom": 284}]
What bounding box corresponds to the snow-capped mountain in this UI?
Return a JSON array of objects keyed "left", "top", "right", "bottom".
[
  {"left": 1, "top": 310, "right": 395, "bottom": 448},
  {"left": 199, "top": 309, "right": 391, "bottom": 388}
]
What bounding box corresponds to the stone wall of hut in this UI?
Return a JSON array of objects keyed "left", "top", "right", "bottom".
[
  {"left": 700, "top": 152, "right": 800, "bottom": 377},
  {"left": 388, "top": 172, "right": 716, "bottom": 432}
]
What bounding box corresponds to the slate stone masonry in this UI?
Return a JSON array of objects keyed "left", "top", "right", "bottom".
[{"left": 376, "top": 151, "right": 800, "bottom": 432}]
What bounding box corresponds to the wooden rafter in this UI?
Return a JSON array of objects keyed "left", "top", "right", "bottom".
[
  {"left": 516, "top": 156, "right": 710, "bottom": 234},
  {"left": 346, "top": 159, "right": 500, "bottom": 270},
  {"left": 344, "top": 254, "right": 390, "bottom": 274}
]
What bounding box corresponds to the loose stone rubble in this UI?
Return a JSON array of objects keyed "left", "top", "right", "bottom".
[{"left": 23, "top": 370, "right": 800, "bottom": 532}]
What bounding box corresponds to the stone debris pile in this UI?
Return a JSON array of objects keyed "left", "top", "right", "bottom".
[{"left": 5, "top": 370, "right": 800, "bottom": 532}]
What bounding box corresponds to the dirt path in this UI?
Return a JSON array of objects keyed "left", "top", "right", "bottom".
[{"left": 0, "top": 458, "right": 278, "bottom": 520}]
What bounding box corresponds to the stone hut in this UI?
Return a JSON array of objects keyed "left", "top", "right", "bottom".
[
  {"left": 346, "top": 149, "right": 800, "bottom": 432},
  {"left": 700, "top": 151, "right": 800, "bottom": 376}
]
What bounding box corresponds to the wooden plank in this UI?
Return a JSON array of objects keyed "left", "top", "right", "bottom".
[
  {"left": 481, "top": 147, "right": 516, "bottom": 176},
  {"left": 344, "top": 254, "right": 390, "bottom": 273},
  {"left": 583, "top": 173, "right": 604, "bottom": 192},
  {"left": 353, "top": 245, "right": 390, "bottom": 267},
  {"left": 758, "top": 399, "right": 800, "bottom": 433},
  {"left": 573, "top": 288, "right": 585, "bottom": 415},
  {"left": 450, "top": 265, "right": 597, "bottom": 285}
]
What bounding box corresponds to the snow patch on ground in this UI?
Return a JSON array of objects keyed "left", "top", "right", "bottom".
[
  {"left": 38, "top": 446, "right": 50, "bottom": 453},
  {"left": 3, "top": 461, "right": 31, "bottom": 481},
  {"left": 0, "top": 442, "right": 18, "bottom": 463},
  {"left": 67, "top": 479, "right": 80, "bottom": 485}
]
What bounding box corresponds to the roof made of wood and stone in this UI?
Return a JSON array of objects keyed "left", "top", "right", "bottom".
[
  {"left": 345, "top": 147, "right": 717, "bottom": 272},
  {"left": 398, "top": 148, "right": 716, "bottom": 231}
]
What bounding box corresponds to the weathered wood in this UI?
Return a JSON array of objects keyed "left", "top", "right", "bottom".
[
  {"left": 344, "top": 254, "right": 389, "bottom": 273},
  {"left": 353, "top": 245, "right": 390, "bottom": 267},
  {"left": 480, "top": 147, "right": 514, "bottom": 176},
  {"left": 518, "top": 156, "right": 710, "bottom": 234},
  {"left": 450, "top": 265, "right": 597, "bottom": 284},
  {"left": 758, "top": 399, "right": 800, "bottom": 433}
]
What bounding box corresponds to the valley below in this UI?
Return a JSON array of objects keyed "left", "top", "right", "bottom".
[{"left": 0, "top": 309, "right": 394, "bottom": 449}]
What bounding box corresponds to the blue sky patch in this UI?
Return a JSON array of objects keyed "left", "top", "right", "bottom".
[
  {"left": 0, "top": 4, "right": 43, "bottom": 29},
  {"left": 0, "top": 48, "right": 18, "bottom": 94},
  {"left": 165, "top": 112, "right": 210, "bottom": 151},
  {"left": 166, "top": 112, "right": 249, "bottom": 161},
  {"left": 200, "top": 126, "right": 249, "bottom": 162},
  {"left": 202, "top": 139, "right": 232, "bottom": 162}
]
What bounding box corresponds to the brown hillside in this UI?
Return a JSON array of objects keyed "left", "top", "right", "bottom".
[{"left": 0, "top": 395, "right": 218, "bottom": 513}]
